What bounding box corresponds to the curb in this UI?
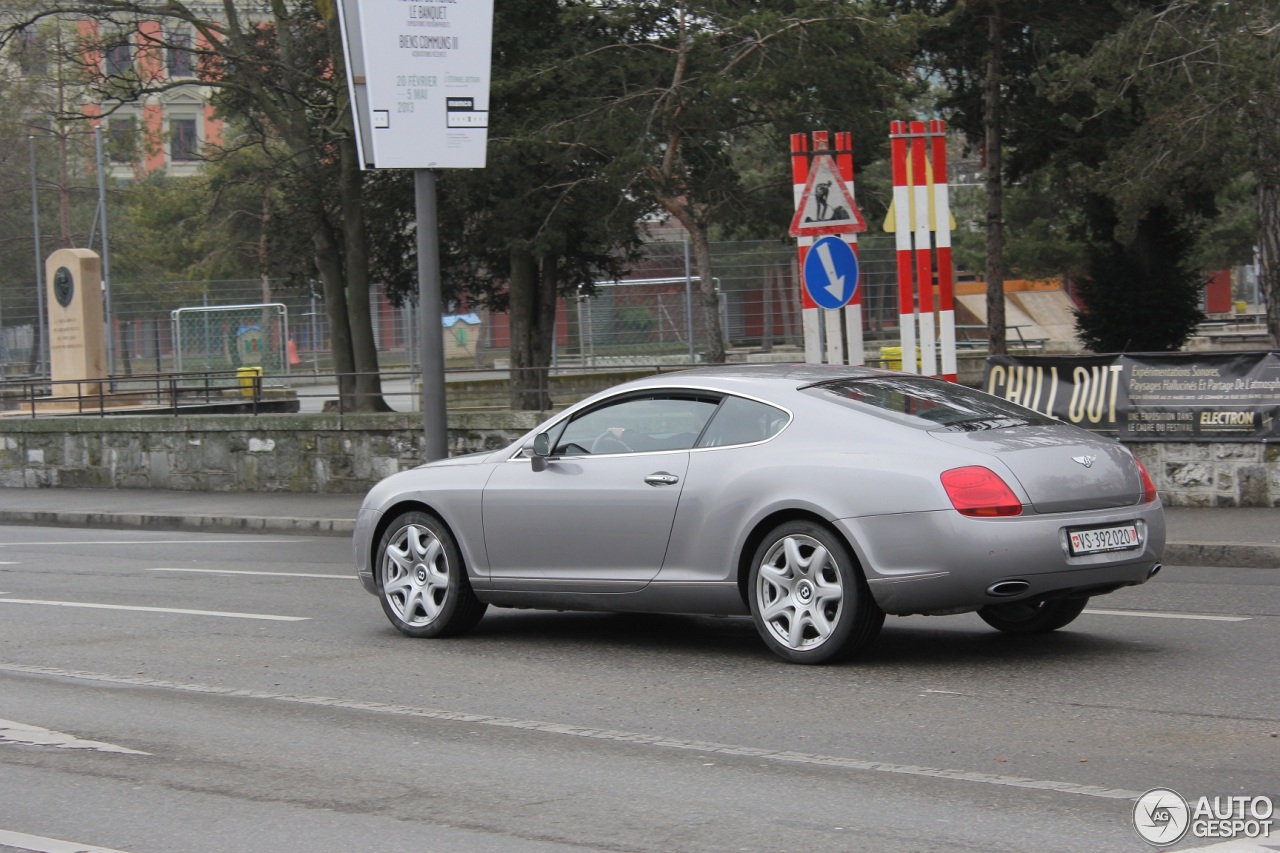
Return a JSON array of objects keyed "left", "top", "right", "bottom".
[
  {"left": 1161, "top": 542, "right": 1280, "bottom": 570},
  {"left": 0, "top": 511, "right": 355, "bottom": 538},
  {"left": 1, "top": 511, "right": 1277, "bottom": 568}
]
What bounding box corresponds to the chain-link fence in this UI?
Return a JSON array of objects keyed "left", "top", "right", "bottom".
[{"left": 0, "top": 236, "right": 906, "bottom": 379}]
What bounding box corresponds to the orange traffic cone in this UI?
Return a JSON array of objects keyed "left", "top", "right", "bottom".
[{"left": 287, "top": 339, "right": 301, "bottom": 366}]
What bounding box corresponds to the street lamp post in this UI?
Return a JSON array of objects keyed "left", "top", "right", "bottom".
[
  {"left": 30, "top": 135, "right": 47, "bottom": 378},
  {"left": 94, "top": 125, "right": 114, "bottom": 377}
]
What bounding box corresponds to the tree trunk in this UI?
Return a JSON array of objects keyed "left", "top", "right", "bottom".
[
  {"left": 1260, "top": 175, "right": 1280, "bottom": 349},
  {"left": 55, "top": 27, "right": 72, "bottom": 249},
  {"left": 338, "top": 138, "right": 390, "bottom": 411},
  {"left": 312, "top": 218, "right": 357, "bottom": 407},
  {"left": 536, "top": 254, "right": 559, "bottom": 373},
  {"left": 984, "top": 0, "right": 1008, "bottom": 356},
  {"left": 690, "top": 226, "right": 725, "bottom": 363},
  {"left": 1258, "top": 103, "right": 1280, "bottom": 349},
  {"left": 507, "top": 247, "right": 553, "bottom": 410},
  {"left": 652, "top": 191, "right": 725, "bottom": 363}
]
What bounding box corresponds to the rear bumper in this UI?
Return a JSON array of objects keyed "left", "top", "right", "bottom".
[{"left": 839, "top": 503, "right": 1165, "bottom": 616}]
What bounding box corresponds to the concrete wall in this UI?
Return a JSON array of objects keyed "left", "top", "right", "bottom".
[{"left": 1, "top": 413, "right": 1277, "bottom": 505}]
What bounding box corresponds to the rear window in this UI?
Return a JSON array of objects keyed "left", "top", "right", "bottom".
[
  {"left": 697, "top": 395, "right": 789, "bottom": 448},
  {"left": 806, "top": 376, "right": 1054, "bottom": 431}
]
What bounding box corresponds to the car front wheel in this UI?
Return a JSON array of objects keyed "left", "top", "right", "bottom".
[
  {"left": 375, "top": 511, "right": 486, "bottom": 638},
  {"left": 748, "top": 521, "right": 883, "bottom": 664},
  {"left": 977, "top": 596, "right": 1089, "bottom": 634}
]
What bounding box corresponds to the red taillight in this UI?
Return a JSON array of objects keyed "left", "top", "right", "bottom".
[
  {"left": 1135, "top": 458, "right": 1158, "bottom": 504},
  {"left": 941, "top": 466, "right": 1023, "bottom": 517}
]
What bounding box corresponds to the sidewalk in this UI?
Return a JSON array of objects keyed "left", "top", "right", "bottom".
[{"left": 0, "top": 487, "right": 1274, "bottom": 568}]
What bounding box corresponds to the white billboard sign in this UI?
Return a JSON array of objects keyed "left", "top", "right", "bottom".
[{"left": 338, "top": 0, "right": 494, "bottom": 169}]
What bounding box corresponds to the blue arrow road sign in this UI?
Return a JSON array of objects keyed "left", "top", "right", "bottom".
[{"left": 803, "top": 236, "right": 859, "bottom": 309}]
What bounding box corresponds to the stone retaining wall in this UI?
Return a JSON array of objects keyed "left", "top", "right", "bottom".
[
  {"left": 0, "top": 413, "right": 543, "bottom": 494},
  {"left": 1, "top": 413, "right": 1277, "bottom": 505},
  {"left": 1129, "top": 441, "right": 1280, "bottom": 507}
]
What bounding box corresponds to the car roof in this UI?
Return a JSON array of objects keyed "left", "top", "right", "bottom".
[{"left": 620, "top": 363, "right": 896, "bottom": 394}]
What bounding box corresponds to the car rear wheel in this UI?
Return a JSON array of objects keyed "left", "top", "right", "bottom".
[
  {"left": 977, "top": 596, "right": 1089, "bottom": 634},
  {"left": 748, "top": 521, "right": 883, "bottom": 664},
  {"left": 375, "top": 511, "right": 486, "bottom": 638}
]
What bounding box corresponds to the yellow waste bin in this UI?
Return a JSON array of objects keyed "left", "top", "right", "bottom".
[
  {"left": 878, "top": 346, "right": 922, "bottom": 371},
  {"left": 237, "top": 366, "right": 263, "bottom": 397}
]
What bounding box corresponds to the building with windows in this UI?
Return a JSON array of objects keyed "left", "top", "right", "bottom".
[{"left": 76, "top": 16, "right": 224, "bottom": 178}]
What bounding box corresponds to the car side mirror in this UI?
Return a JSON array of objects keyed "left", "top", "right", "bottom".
[{"left": 530, "top": 432, "right": 551, "bottom": 473}]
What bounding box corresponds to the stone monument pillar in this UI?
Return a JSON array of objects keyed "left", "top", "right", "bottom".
[{"left": 45, "top": 248, "right": 107, "bottom": 395}]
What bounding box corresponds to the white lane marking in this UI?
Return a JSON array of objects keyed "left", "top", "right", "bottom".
[
  {"left": 0, "top": 718, "right": 149, "bottom": 755},
  {"left": 0, "top": 662, "right": 1143, "bottom": 802},
  {"left": 0, "top": 829, "right": 133, "bottom": 853},
  {"left": 1085, "top": 608, "right": 1251, "bottom": 622},
  {"left": 0, "top": 600, "right": 308, "bottom": 621},
  {"left": 148, "top": 568, "right": 350, "bottom": 580},
  {"left": 0, "top": 539, "right": 300, "bottom": 547},
  {"left": 0, "top": 561, "right": 19, "bottom": 564}
]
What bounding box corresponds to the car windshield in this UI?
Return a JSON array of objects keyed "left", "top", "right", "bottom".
[{"left": 806, "top": 376, "right": 1055, "bottom": 431}]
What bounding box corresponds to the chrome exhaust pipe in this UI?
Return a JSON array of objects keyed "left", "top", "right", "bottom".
[
  {"left": 1147, "top": 563, "right": 1162, "bottom": 579},
  {"left": 986, "top": 580, "right": 1031, "bottom": 597}
]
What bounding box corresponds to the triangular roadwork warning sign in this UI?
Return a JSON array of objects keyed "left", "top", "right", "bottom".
[{"left": 790, "top": 153, "right": 868, "bottom": 237}]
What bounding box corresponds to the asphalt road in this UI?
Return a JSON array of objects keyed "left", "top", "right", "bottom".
[{"left": 0, "top": 525, "right": 1275, "bottom": 853}]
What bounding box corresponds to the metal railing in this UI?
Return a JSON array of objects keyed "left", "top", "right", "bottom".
[
  {"left": 0, "top": 368, "right": 269, "bottom": 418},
  {"left": 0, "top": 365, "right": 694, "bottom": 418}
]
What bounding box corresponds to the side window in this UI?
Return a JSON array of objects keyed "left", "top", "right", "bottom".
[
  {"left": 554, "top": 395, "right": 719, "bottom": 456},
  {"left": 105, "top": 40, "right": 133, "bottom": 76},
  {"left": 697, "top": 396, "right": 789, "bottom": 448},
  {"left": 170, "top": 117, "right": 199, "bottom": 162},
  {"left": 168, "top": 31, "right": 194, "bottom": 78}
]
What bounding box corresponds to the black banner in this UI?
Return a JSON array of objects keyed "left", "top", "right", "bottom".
[{"left": 982, "top": 352, "right": 1280, "bottom": 441}]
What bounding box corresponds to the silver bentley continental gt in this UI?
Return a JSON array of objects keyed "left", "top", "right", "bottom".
[{"left": 353, "top": 364, "right": 1164, "bottom": 664}]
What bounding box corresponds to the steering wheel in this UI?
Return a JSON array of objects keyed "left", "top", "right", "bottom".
[{"left": 590, "top": 431, "right": 632, "bottom": 454}]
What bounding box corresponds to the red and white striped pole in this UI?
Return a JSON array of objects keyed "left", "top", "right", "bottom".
[
  {"left": 835, "top": 132, "right": 864, "bottom": 365},
  {"left": 889, "top": 121, "right": 917, "bottom": 373},
  {"left": 931, "top": 119, "right": 957, "bottom": 381},
  {"left": 791, "top": 132, "right": 821, "bottom": 364},
  {"left": 910, "top": 120, "right": 937, "bottom": 377}
]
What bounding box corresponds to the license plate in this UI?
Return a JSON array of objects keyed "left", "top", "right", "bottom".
[{"left": 1068, "top": 524, "right": 1141, "bottom": 556}]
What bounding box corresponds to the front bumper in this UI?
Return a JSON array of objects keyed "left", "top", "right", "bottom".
[{"left": 353, "top": 506, "right": 382, "bottom": 595}]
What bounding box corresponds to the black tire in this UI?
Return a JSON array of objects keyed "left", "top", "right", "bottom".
[
  {"left": 977, "top": 596, "right": 1089, "bottom": 635},
  {"left": 748, "top": 520, "right": 884, "bottom": 664},
  {"left": 374, "top": 511, "right": 487, "bottom": 638}
]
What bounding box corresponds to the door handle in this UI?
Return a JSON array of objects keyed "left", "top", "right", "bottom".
[{"left": 644, "top": 472, "right": 680, "bottom": 487}]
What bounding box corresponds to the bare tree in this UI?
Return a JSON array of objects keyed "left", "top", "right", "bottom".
[{"left": 1, "top": 0, "right": 391, "bottom": 408}]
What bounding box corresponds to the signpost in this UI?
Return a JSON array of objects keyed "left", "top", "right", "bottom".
[
  {"left": 789, "top": 154, "right": 868, "bottom": 238},
  {"left": 336, "top": 0, "right": 494, "bottom": 460},
  {"left": 789, "top": 132, "right": 867, "bottom": 365},
  {"left": 803, "top": 236, "right": 859, "bottom": 310},
  {"left": 337, "top": 0, "right": 492, "bottom": 170}
]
